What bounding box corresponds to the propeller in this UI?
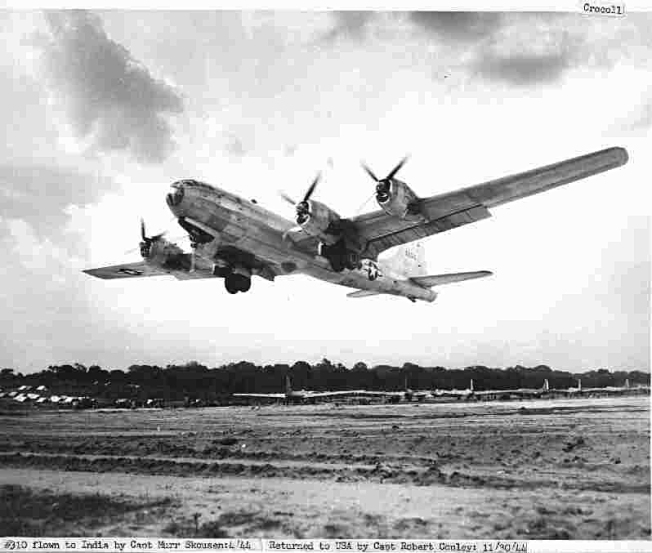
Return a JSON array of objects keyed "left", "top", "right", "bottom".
[
  {"left": 295, "top": 172, "right": 321, "bottom": 224},
  {"left": 139, "top": 218, "right": 166, "bottom": 258},
  {"left": 362, "top": 156, "right": 409, "bottom": 203},
  {"left": 279, "top": 172, "right": 322, "bottom": 226},
  {"left": 279, "top": 192, "right": 296, "bottom": 206}
]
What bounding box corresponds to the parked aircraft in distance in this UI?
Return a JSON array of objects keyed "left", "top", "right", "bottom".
[
  {"left": 233, "top": 375, "right": 429, "bottom": 403},
  {"left": 432, "top": 379, "right": 476, "bottom": 399},
  {"left": 84, "top": 147, "right": 628, "bottom": 302},
  {"left": 338, "top": 376, "right": 430, "bottom": 402},
  {"left": 433, "top": 379, "right": 551, "bottom": 400},
  {"left": 232, "top": 376, "right": 366, "bottom": 403},
  {"left": 403, "top": 378, "right": 430, "bottom": 402},
  {"left": 553, "top": 378, "right": 649, "bottom": 396},
  {"left": 384, "top": 376, "right": 430, "bottom": 402},
  {"left": 470, "top": 379, "right": 551, "bottom": 400}
]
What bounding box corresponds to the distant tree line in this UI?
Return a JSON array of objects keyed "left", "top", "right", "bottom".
[{"left": 0, "top": 361, "right": 648, "bottom": 403}]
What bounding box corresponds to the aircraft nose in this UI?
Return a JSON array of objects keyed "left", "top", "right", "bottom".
[{"left": 166, "top": 182, "right": 185, "bottom": 207}]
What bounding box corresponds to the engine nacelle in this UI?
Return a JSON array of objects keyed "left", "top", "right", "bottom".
[
  {"left": 376, "top": 179, "right": 425, "bottom": 221},
  {"left": 143, "top": 239, "right": 189, "bottom": 271},
  {"left": 297, "top": 200, "right": 342, "bottom": 245}
]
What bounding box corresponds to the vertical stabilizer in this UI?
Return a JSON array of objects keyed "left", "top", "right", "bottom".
[
  {"left": 380, "top": 241, "right": 427, "bottom": 278},
  {"left": 543, "top": 379, "right": 549, "bottom": 391},
  {"left": 625, "top": 378, "right": 630, "bottom": 389},
  {"left": 469, "top": 379, "right": 474, "bottom": 392},
  {"left": 285, "top": 375, "right": 292, "bottom": 395},
  {"left": 578, "top": 378, "right": 582, "bottom": 391}
]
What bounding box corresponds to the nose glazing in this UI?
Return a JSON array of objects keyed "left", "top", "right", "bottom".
[{"left": 166, "top": 183, "right": 185, "bottom": 207}]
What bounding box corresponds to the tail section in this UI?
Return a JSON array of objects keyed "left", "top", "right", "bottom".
[
  {"left": 349, "top": 242, "right": 491, "bottom": 302},
  {"left": 285, "top": 375, "right": 292, "bottom": 395},
  {"left": 381, "top": 241, "right": 427, "bottom": 279},
  {"left": 543, "top": 379, "right": 549, "bottom": 391}
]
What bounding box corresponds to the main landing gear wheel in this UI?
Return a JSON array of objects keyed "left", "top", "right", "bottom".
[
  {"left": 225, "top": 277, "right": 238, "bottom": 294},
  {"left": 238, "top": 275, "right": 251, "bottom": 292},
  {"left": 225, "top": 274, "right": 251, "bottom": 294}
]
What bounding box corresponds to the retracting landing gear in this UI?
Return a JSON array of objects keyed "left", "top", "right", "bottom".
[
  {"left": 320, "top": 240, "right": 360, "bottom": 273},
  {"left": 225, "top": 273, "right": 251, "bottom": 294},
  {"left": 224, "top": 267, "right": 252, "bottom": 294}
]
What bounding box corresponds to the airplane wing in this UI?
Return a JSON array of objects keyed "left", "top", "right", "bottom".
[
  {"left": 83, "top": 260, "right": 219, "bottom": 281},
  {"left": 233, "top": 393, "right": 286, "bottom": 399},
  {"left": 303, "top": 390, "right": 370, "bottom": 398},
  {"left": 83, "top": 262, "right": 169, "bottom": 280},
  {"left": 352, "top": 147, "right": 628, "bottom": 259}
]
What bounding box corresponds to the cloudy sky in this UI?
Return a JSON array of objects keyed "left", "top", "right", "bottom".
[{"left": 0, "top": 10, "right": 649, "bottom": 373}]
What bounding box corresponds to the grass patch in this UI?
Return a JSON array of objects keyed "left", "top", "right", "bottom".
[
  {"left": 0, "top": 485, "right": 172, "bottom": 536},
  {"left": 163, "top": 510, "right": 291, "bottom": 538}
]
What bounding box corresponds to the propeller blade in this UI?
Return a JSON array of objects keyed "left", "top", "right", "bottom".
[
  {"left": 140, "top": 217, "right": 166, "bottom": 248},
  {"left": 279, "top": 191, "right": 296, "bottom": 206},
  {"left": 361, "top": 163, "right": 379, "bottom": 182},
  {"left": 354, "top": 192, "right": 376, "bottom": 216},
  {"left": 302, "top": 172, "right": 321, "bottom": 203},
  {"left": 385, "top": 156, "right": 409, "bottom": 181}
]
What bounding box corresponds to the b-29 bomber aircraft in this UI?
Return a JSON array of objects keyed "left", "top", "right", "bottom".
[
  {"left": 84, "top": 147, "right": 628, "bottom": 302},
  {"left": 233, "top": 375, "right": 368, "bottom": 404}
]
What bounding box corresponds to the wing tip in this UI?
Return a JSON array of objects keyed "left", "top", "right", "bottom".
[{"left": 609, "top": 146, "right": 629, "bottom": 166}]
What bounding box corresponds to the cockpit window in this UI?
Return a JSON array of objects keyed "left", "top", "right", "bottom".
[
  {"left": 166, "top": 186, "right": 185, "bottom": 206},
  {"left": 173, "top": 179, "right": 215, "bottom": 191}
]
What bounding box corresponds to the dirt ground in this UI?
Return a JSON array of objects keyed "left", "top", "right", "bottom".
[{"left": 0, "top": 395, "right": 649, "bottom": 539}]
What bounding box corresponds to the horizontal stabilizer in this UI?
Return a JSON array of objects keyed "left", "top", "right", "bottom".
[
  {"left": 411, "top": 270, "right": 492, "bottom": 288},
  {"left": 83, "top": 262, "right": 166, "bottom": 280},
  {"left": 346, "top": 289, "right": 382, "bottom": 299}
]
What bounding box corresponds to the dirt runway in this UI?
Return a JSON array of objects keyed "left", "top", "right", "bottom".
[{"left": 0, "top": 396, "right": 649, "bottom": 539}]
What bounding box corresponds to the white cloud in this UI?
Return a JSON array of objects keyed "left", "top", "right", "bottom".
[{"left": 38, "top": 10, "right": 183, "bottom": 163}]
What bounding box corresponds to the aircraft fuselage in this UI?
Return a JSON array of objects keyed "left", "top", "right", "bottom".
[{"left": 166, "top": 179, "right": 437, "bottom": 301}]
